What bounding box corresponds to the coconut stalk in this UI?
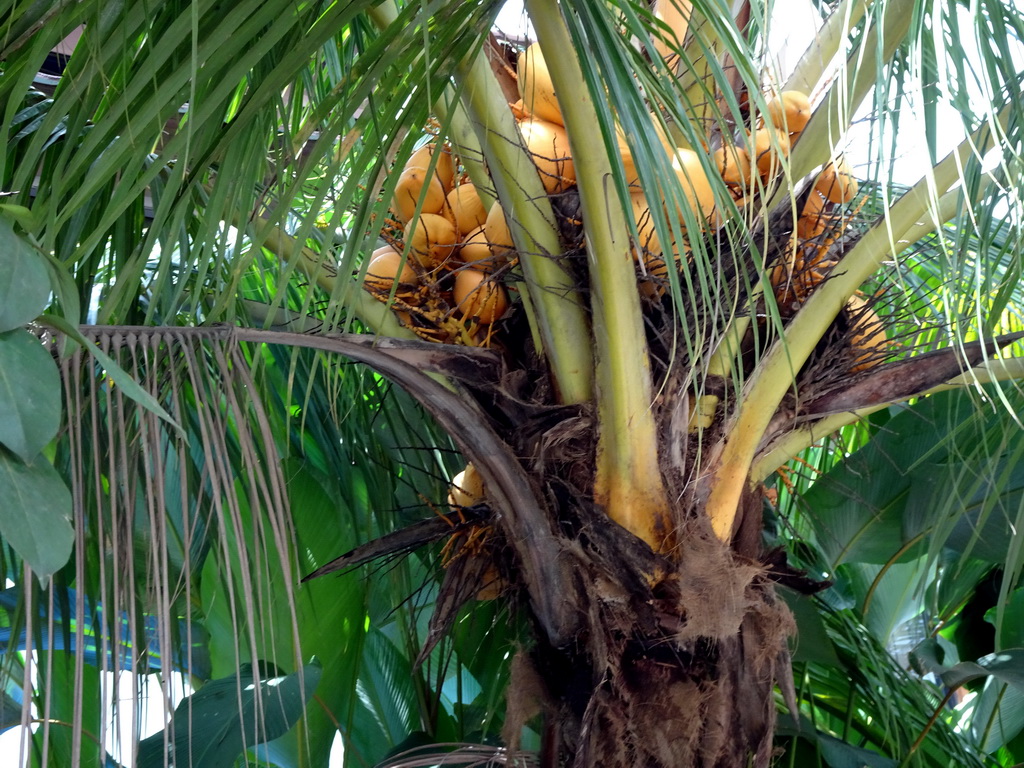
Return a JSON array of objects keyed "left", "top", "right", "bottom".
[
  {"left": 454, "top": 50, "right": 595, "bottom": 406},
  {"left": 752, "top": 357, "right": 1024, "bottom": 478},
  {"left": 785, "top": 0, "right": 869, "bottom": 95},
  {"left": 246, "top": 216, "right": 418, "bottom": 342},
  {"left": 705, "top": 0, "right": 913, "bottom": 396},
  {"left": 526, "top": 0, "right": 671, "bottom": 549},
  {"left": 781, "top": 0, "right": 916, "bottom": 189},
  {"left": 704, "top": 113, "right": 1006, "bottom": 542},
  {"left": 652, "top": 0, "right": 693, "bottom": 67},
  {"left": 746, "top": 172, "right": 995, "bottom": 475}
]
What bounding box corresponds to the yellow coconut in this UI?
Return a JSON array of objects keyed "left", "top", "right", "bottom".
[
  {"left": 517, "top": 43, "right": 564, "bottom": 126},
  {"left": 652, "top": 0, "right": 693, "bottom": 63},
  {"left": 518, "top": 117, "right": 576, "bottom": 194},
  {"left": 407, "top": 144, "right": 455, "bottom": 192},
  {"left": 364, "top": 246, "right": 417, "bottom": 294},
  {"left": 484, "top": 201, "right": 515, "bottom": 257},
  {"left": 454, "top": 269, "right": 510, "bottom": 325},
  {"left": 618, "top": 136, "right": 640, "bottom": 186},
  {"left": 406, "top": 213, "right": 459, "bottom": 269},
  {"left": 392, "top": 167, "right": 446, "bottom": 223},
  {"left": 713, "top": 143, "right": 752, "bottom": 188},
  {"left": 846, "top": 294, "right": 888, "bottom": 372},
  {"left": 766, "top": 90, "right": 812, "bottom": 135},
  {"left": 629, "top": 189, "right": 689, "bottom": 266},
  {"left": 814, "top": 157, "right": 858, "bottom": 204},
  {"left": 509, "top": 99, "right": 531, "bottom": 120},
  {"left": 797, "top": 192, "right": 828, "bottom": 240},
  {"left": 637, "top": 250, "right": 683, "bottom": 300},
  {"left": 630, "top": 190, "right": 662, "bottom": 259},
  {"left": 671, "top": 148, "right": 716, "bottom": 223},
  {"left": 616, "top": 119, "right": 676, "bottom": 186},
  {"left": 476, "top": 564, "right": 505, "bottom": 601},
  {"left": 443, "top": 183, "right": 489, "bottom": 237},
  {"left": 448, "top": 463, "right": 486, "bottom": 510},
  {"left": 753, "top": 127, "right": 791, "bottom": 180},
  {"left": 459, "top": 226, "right": 498, "bottom": 270}
]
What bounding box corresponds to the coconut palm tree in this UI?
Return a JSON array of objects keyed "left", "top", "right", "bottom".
[{"left": 2, "top": 0, "right": 1024, "bottom": 766}]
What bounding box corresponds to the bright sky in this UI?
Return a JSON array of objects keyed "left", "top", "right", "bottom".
[{"left": 494, "top": 1, "right": 534, "bottom": 39}]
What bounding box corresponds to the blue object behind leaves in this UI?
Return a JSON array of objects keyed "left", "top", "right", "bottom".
[{"left": 0, "top": 586, "right": 211, "bottom": 680}]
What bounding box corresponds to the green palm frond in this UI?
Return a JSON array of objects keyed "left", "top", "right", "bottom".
[{"left": 781, "top": 595, "right": 992, "bottom": 768}]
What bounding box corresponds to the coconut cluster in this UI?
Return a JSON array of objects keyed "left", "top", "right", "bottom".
[
  {"left": 610, "top": 89, "right": 801, "bottom": 303},
  {"left": 362, "top": 141, "right": 512, "bottom": 346},
  {"left": 361, "top": 46, "right": 886, "bottom": 366},
  {"left": 698, "top": 89, "right": 885, "bottom": 373},
  {"left": 622, "top": 84, "right": 888, "bottom": 380},
  {"left": 759, "top": 137, "right": 884, "bottom": 372}
]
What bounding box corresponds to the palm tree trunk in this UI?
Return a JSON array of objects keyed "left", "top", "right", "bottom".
[
  {"left": 481, "top": 403, "right": 794, "bottom": 767},
  {"left": 530, "top": 582, "right": 791, "bottom": 767}
]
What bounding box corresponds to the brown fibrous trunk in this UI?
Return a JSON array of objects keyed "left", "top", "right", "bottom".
[
  {"left": 501, "top": 516, "right": 793, "bottom": 768},
  {"left": 480, "top": 378, "right": 795, "bottom": 767}
]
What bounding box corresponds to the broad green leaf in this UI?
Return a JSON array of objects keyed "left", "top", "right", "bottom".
[
  {"left": 804, "top": 389, "right": 1024, "bottom": 566},
  {"left": 801, "top": 406, "right": 943, "bottom": 566},
  {"left": 909, "top": 635, "right": 962, "bottom": 678},
  {"left": 357, "top": 628, "right": 418, "bottom": 745},
  {"left": 203, "top": 455, "right": 374, "bottom": 768},
  {"left": 281, "top": 564, "right": 373, "bottom": 762},
  {"left": 912, "top": 640, "right": 1024, "bottom": 690},
  {"left": 136, "top": 659, "right": 322, "bottom": 768},
  {"left": 839, "top": 560, "right": 931, "bottom": 644},
  {"left": 933, "top": 557, "right": 995, "bottom": 641},
  {"left": 0, "top": 204, "right": 39, "bottom": 231},
  {"left": 779, "top": 589, "right": 841, "bottom": 666},
  {"left": 0, "top": 328, "right": 61, "bottom": 460},
  {"left": 817, "top": 731, "right": 898, "bottom": 768},
  {"left": 449, "top": 598, "right": 520, "bottom": 738},
  {"left": 777, "top": 714, "right": 899, "bottom": 768},
  {"left": 971, "top": 678, "right": 1024, "bottom": 753},
  {"left": 34, "top": 651, "right": 103, "bottom": 768},
  {"left": 956, "top": 650, "right": 1024, "bottom": 690},
  {"left": 987, "top": 587, "right": 1024, "bottom": 649},
  {"left": 0, "top": 448, "right": 73, "bottom": 580},
  {"left": 0, "top": 218, "right": 50, "bottom": 331},
  {"left": 39, "top": 314, "right": 182, "bottom": 434},
  {"left": 943, "top": 456, "right": 1024, "bottom": 562},
  {"left": 0, "top": 688, "right": 22, "bottom": 733}
]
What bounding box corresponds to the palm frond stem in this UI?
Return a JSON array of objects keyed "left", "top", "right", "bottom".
[
  {"left": 434, "top": 86, "right": 498, "bottom": 210},
  {"left": 785, "top": 0, "right": 870, "bottom": 96},
  {"left": 751, "top": 354, "right": 1024, "bottom": 479},
  {"left": 705, "top": 104, "right": 1008, "bottom": 542},
  {"left": 781, "top": 0, "right": 916, "bottom": 194},
  {"left": 454, "top": 49, "right": 595, "bottom": 404},
  {"left": 705, "top": 305, "right": 753, "bottom": 381},
  {"left": 246, "top": 216, "right": 419, "bottom": 342},
  {"left": 369, "top": 1, "right": 495, "bottom": 210},
  {"left": 783, "top": 110, "right": 1008, "bottom": 369},
  {"left": 707, "top": 0, "right": 911, "bottom": 386},
  {"left": 527, "top": 0, "right": 670, "bottom": 548}
]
